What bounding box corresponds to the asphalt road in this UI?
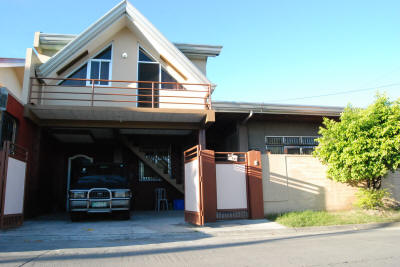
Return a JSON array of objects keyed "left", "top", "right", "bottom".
[{"left": 1, "top": 224, "right": 400, "bottom": 267}]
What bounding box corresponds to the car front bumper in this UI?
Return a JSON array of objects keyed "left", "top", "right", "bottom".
[{"left": 69, "top": 198, "right": 131, "bottom": 213}]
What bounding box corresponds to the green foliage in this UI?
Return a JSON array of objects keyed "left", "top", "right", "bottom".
[
  {"left": 313, "top": 94, "right": 400, "bottom": 189},
  {"left": 355, "top": 188, "right": 390, "bottom": 209}
]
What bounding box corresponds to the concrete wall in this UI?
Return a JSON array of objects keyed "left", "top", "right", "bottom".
[
  {"left": 187, "top": 57, "right": 207, "bottom": 75},
  {"left": 0, "top": 67, "right": 24, "bottom": 101},
  {"left": 248, "top": 121, "right": 321, "bottom": 152},
  {"left": 262, "top": 154, "right": 358, "bottom": 214},
  {"left": 262, "top": 154, "right": 400, "bottom": 214},
  {"left": 383, "top": 171, "right": 400, "bottom": 206}
]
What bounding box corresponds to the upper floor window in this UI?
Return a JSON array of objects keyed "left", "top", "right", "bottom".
[
  {"left": 61, "top": 45, "right": 112, "bottom": 86},
  {"left": 137, "top": 47, "right": 182, "bottom": 89},
  {"left": 88, "top": 46, "right": 112, "bottom": 85}
]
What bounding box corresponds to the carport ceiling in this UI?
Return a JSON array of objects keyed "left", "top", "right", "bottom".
[
  {"left": 51, "top": 128, "right": 115, "bottom": 143},
  {"left": 119, "top": 129, "right": 192, "bottom": 135},
  {"left": 53, "top": 131, "right": 94, "bottom": 143}
]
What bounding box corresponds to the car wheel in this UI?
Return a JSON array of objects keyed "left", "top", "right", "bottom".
[
  {"left": 70, "top": 212, "right": 83, "bottom": 222},
  {"left": 118, "top": 211, "right": 130, "bottom": 220}
]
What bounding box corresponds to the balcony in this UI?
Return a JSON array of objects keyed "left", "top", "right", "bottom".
[{"left": 26, "top": 77, "right": 215, "bottom": 128}]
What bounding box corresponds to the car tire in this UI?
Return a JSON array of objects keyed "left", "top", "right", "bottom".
[
  {"left": 118, "top": 211, "right": 130, "bottom": 220},
  {"left": 70, "top": 212, "right": 83, "bottom": 222}
]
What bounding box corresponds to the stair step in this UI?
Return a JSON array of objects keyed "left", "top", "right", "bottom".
[{"left": 121, "top": 136, "right": 184, "bottom": 194}]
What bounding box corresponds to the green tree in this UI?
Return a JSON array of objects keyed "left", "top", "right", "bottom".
[{"left": 314, "top": 95, "right": 400, "bottom": 189}]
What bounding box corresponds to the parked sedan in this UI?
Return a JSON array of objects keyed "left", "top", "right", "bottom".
[{"left": 69, "top": 174, "right": 132, "bottom": 221}]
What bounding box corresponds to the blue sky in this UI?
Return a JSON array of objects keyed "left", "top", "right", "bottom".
[{"left": 1, "top": 0, "right": 399, "bottom": 107}]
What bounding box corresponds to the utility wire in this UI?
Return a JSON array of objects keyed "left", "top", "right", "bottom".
[{"left": 271, "top": 82, "right": 400, "bottom": 102}]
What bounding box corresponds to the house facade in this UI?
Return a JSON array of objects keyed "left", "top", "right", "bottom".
[{"left": 3, "top": 1, "right": 396, "bottom": 226}]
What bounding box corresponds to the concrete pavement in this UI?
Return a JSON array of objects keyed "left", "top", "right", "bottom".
[{"left": 1, "top": 211, "right": 400, "bottom": 266}]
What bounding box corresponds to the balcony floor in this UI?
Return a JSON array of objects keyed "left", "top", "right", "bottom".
[{"left": 25, "top": 104, "right": 215, "bottom": 129}]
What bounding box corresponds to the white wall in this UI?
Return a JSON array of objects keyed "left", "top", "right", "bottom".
[
  {"left": 184, "top": 159, "right": 200, "bottom": 212},
  {"left": 216, "top": 164, "right": 247, "bottom": 210},
  {"left": 0, "top": 67, "right": 24, "bottom": 101},
  {"left": 3, "top": 158, "right": 26, "bottom": 215}
]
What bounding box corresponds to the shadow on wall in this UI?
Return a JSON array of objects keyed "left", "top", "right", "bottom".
[{"left": 262, "top": 154, "right": 357, "bottom": 214}]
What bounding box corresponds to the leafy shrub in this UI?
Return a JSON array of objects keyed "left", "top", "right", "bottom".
[{"left": 355, "top": 188, "right": 390, "bottom": 209}]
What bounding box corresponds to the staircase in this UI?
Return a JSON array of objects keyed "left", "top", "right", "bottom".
[{"left": 121, "top": 136, "right": 184, "bottom": 193}]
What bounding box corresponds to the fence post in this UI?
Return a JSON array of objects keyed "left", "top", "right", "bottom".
[
  {"left": 199, "top": 150, "right": 217, "bottom": 223},
  {"left": 246, "top": 150, "right": 264, "bottom": 219},
  {"left": 151, "top": 82, "right": 154, "bottom": 108},
  {"left": 91, "top": 80, "right": 95, "bottom": 106}
]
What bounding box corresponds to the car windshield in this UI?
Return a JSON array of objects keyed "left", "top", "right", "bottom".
[{"left": 72, "top": 175, "right": 129, "bottom": 189}]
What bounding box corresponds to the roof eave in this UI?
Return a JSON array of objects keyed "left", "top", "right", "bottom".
[{"left": 213, "top": 101, "right": 343, "bottom": 117}]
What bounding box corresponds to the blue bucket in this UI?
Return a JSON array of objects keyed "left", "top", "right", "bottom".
[{"left": 173, "top": 199, "right": 184, "bottom": 210}]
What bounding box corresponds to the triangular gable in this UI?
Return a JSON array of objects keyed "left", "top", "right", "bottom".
[{"left": 38, "top": 0, "right": 211, "bottom": 85}]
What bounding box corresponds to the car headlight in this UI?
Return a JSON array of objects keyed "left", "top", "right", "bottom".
[
  {"left": 113, "top": 190, "right": 131, "bottom": 198},
  {"left": 70, "top": 191, "right": 86, "bottom": 199}
]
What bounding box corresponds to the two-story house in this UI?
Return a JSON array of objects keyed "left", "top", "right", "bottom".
[{"left": 18, "top": 0, "right": 222, "bottom": 215}]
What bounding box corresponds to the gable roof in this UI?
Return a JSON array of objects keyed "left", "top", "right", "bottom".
[
  {"left": 37, "top": 0, "right": 213, "bottom": 85},
  {"left": 36, "top": 33, "right": 222, "bottom": 58}
]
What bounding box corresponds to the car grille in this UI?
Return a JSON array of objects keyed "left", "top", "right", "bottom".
[{"left": 89, "top": 190, "right": 110, "bottom": 199}]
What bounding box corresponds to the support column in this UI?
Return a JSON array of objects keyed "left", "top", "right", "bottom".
[
  {"left": 198, "top": 128, "right": 206, "bottom": 150},
  {"left": 246, "top": 150, "right": 264, "bottom": 219},
  {"left": 237, "top": 123, "right": 249, "bottom": 152},
  {"left": 200, "top": 150, "right": 217, "bottom": 223}
]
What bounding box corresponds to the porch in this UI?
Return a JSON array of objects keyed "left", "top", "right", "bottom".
[{"left": 25, "top": 77, "right": 215, "bottom": 128}]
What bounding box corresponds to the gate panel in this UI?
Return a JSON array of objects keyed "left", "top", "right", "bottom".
[
  {"left": 184, "top": 145, "right": 203, "bottom": 225},
  {"left": 215, "top": 152, "right": 248, "bottom": 220},
  {"left": 0, "top": 141, "right": 28, "bottom": 229}
]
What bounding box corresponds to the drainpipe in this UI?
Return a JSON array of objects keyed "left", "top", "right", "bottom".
[{"left": 241, "top": 110, "right": 253, "bottom": 125}]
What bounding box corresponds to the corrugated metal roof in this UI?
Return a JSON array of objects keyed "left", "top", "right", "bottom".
[{"left": 213, "top": 101, "right": 343, "bottom": 116}]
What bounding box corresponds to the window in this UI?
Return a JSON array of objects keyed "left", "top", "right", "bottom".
[
  {"left": 161, "top": 68, "right": 182, "bottom": 89},
  {"left": 60, "top": 64, "right": 88, "bottom": 86},
  {"left": 137, "top": 46, "right": 184, "bottom": 107},
  {"left": 0, "top": 112, "right": 18, "bottom": 148},
  {"left": 138, "top": 148, "right": 171, "bottom": 182},
  {"left": 61, "top": 45, "right": 112, "bottom": 86},
  {"left": 138, "top": 161, "right": 162, "bottom": 182},
  {"left": 88, "top": 46, "right": 112, "bottom": 85},
  {"left": 266, "top": 136, "right": 318, "bottom": 155},
  {"left": 138, "top": 46, "right": 182, "bottom": 88}
]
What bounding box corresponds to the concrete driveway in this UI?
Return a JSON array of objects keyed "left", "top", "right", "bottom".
[{"left": 0, "top": 211, "right": 284, "bottom": 243}]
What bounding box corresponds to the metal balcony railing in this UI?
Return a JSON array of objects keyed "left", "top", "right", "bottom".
[{"left": 29, "top": 77, "right": 212, "bottom": 110}]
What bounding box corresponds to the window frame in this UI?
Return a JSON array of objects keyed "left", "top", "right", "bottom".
[
  {"left": 137, "top": 44, "right": 181, "bottom": 88},
  {"left": 265, "top": 136, "right": 319, "bottom": 155},
  {"left": 86, "top": 44, "right": 113, "bottom": 87},
  {"left": 58, "top": 43, "right": 113, "bottom": 86}
]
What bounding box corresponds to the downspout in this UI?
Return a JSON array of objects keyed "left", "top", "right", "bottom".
[{"left": 241, "top": 110, "right": 253, "bottom": 125}]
